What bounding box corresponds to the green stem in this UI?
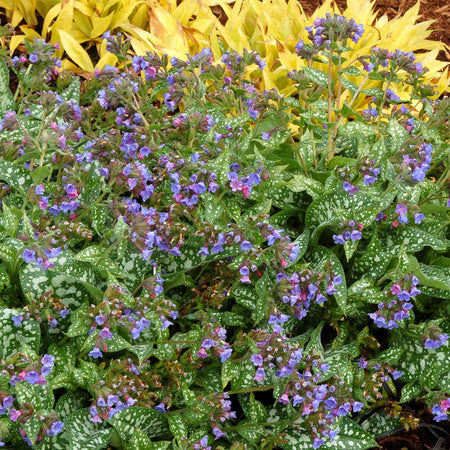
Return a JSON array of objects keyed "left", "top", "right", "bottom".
[
  {"left": 228, "top": 384, "right": 275, "bottom": 395},
  {"left": 327, "top": 49, "right": 334, "bottom": 162},
  {"left": 334, "top": 53, "right": 342, "bottom": 140}
]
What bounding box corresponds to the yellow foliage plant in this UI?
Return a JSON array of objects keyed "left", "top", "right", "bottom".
[{"left": 0, "top": 0, "right": 448, "bottom": 102}]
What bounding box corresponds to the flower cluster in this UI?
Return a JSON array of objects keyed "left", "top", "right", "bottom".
[
  {"left": 431, "top": 398, "right": 450, "bottom": 422},
  {"left": 333, "top": 220, "right": 363, "bottom": 245},
  {"left": 295, "top": 13, "right": 364, "bottom": 57},
  {"left": 89, "top": 393, "right": 137, "bottom": 423},
  {"left": 368, "top": 276, "right": 420, "bottom": 329},
  {"left": 395, "top": 141, "right": 433, "bottom": 183},
  {"left": 1, "top": 354, "right": 55, "bottom": 387},
  {"left": 197, "top": 392, "right": 236, "bottom": 440},
  {"left": 197, "top": 326, "right": 233, "bottom": 363},
  {"left": 422, "top": 323, "right": 449, "bottom": 350},
  {"left": 359, "top": 47, "right": 425, "bottom": 77},
  {"left": 227, "top": 164, "right": 263, "bottom": 199},
  {"left": 276, "top": 268, "right": 343, "bottom": 321},
  {"left": 20, "top": 290, "right": 70, "bottom": 328}
]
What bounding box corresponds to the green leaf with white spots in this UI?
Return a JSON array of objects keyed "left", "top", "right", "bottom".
[
  {"left": 353, "top": 234, "right": 390, "bottom": 279},
  {"left": 323, "top": 342, "right": 359, "bottom": 382},
  {"left": 55, "top": 391, "right": 89, "bottom": 420},
  {"left": 0, "top": 160, "right": 32, "bottom": 191},
  {"left": 360, "top": 411, "right": 402, "bottom": 439},
  {"left": 1, "top": 202, "right": 18, "bottom": 237},
  {"left": 339, "top": 121, "right": 377, "bottom": 137},
  {"left": 0, "top": 59, "right": 14, "bottom": 115},
  {"left": 416, "top": 264, "right": 450, "bottom": 291},
  {"left": 80, "top": 328, "right": 131, "bottom": 354},
  {"left": 400, "top": 382, "right": 422, "bottom": 403},
  {"left": 66, "top": 303, "right": 90, "bottom": 337},
  {"left": 254, "top": 271, "right": 272, "bottom": 322},
  {"left": 65, "top": 408, "right": 112, "bottom": 450},
  {"left": 0, "top": 241, "right": 17, "bottom": 266},
  {"left": 392, "top": 335, "right": 450, "bottom": 384},
  {"left": 236, "top": 422, "right": 265, "bottom": 443},
  {"left": 267, "top": 186, "right": 308, "bottom": 209},
  {"left": 222, "top": 358, "right": 236, "bottom": 388},
  {"left": 124, "top": 429, "right": 154, "bottom": 449},
  {"left": 91, "top": 205, "right": 109, "bottom": 236},
  {"left": 60, "top": 77, "right": 81, "bottom": 103},
  {"left": 37, "top": 433, "right": 71, "bottom": 449},
  {"left": 305, "top": 321, "right": 324, "bottom": 355},
  {"left": 23, "top": 416, "right": 41, "bottom": 445},
  {"left": 386, "top": 118, "right": 408, "bottom": 152},
  {"left": 306, "top": 191, "right": 378, "bottom": 229},
  {"left": 347, "top": 279, "right": 385, "bottom": 304},
  {"left": 389, "top": 227, "right": 448, "bottom": 253},
  {"left": 113, "top": 243, "right": 149, "bottom": 289},
  {"left": 114, "top": 215, "right": 129, "bottom": 239},
  {"left": 48, "top": 341, "right": 77, "bottom": 372},
  {"left": 73, "top": 245, "right": 121, "bottom": 275},
  {"left": 128, "top": 344, "right": 153, "bottom": 365},
  {"left": 231, "top": 360, "right": 255, "bottom": 390},
  {"left": 233, "top": 285, "right": 259, "bottom": 312},
  {"left": 71, "top": 360, "right": 101, "bottom": 388},
  {"left": 287, "top": 174, "right": 323, "bottom": 199},
  {"left": 344, "top": 239, "right": 359, "bottom": 261},
  {"left": 249, "top": 393, "right": 267, "bottom": 423},
  {"left": 0, "top": 264, "right": 10, "bottom": 289},
  {"left": 20, "top": 250, "right": 101, "bottom": 308},
  {"left": 301, "top": 66, "right": 329, "bottom": 88},
  {"left": 168, "top": 414, "right": 187, "bottom": 440},
  {"left": 15, "top": 381, "right": 53, "bottom": 411},
  {"left": 108, "top": 407, "right": 169, "bottom": 441},
  {"left": 0, "top": 308, "right": 40, "bottom": 359}
]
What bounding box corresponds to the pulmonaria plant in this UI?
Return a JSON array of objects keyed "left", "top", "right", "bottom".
[{"left": 0, "top": 15, "right": 448, "bottom": 450}]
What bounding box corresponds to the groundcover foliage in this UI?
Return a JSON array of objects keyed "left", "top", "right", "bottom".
[{"left": 0, "top": 16, "right": 449, "bottom": 449}]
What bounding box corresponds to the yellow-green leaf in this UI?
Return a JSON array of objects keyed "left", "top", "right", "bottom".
[{"left": 57, "top": 28, "right": 94, "bottom": 72}]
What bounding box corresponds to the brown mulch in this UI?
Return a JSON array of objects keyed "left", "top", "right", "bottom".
[{"left": 298, "top": 0, "right": 450, "bottom": 61}]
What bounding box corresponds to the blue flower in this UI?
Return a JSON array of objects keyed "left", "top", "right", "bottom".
[
  {"left": 21, "top": 249, "right": 36, "bottom": 263},
  {"left": 89, "top": 347, "right": 103, "bottom": 358},
  {"left": 11, "top": 315, "right": 24, "bottom": 326}
]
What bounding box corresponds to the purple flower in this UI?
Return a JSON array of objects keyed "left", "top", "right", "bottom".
[
  {"left": 46, "top": 420, "right": 64, "bottom": 436},
  {"left": 11, "top": 315, "right": 24, "bottom": 326},
  {"left": 3, "top": 396, "right": 14, "bottom": 409},
  {"left": 414, "top": 213, "right": 425, "bottom": 224},
  {"left": 201, "top": 339, "right": 214, "bottom": 349},
  {"left": 154, "top": 403, "right": 166, "bottom": 413},
  {"left": 212, "top": 426, "right": 226, "bottom": 440},
  {"left": 41, "top": 354, "right": 55, "bottom": 368},
  {"left": 220, "top": 348, "right": 233, "bottom": 363},
  {"left": 250, "top": 354, "right": 263, "bottom": 366},
  {"left": 21, "top": 249, "right": 36, "bottom": 263},
  {"left": 89, "top": 347, "right": 103, "bottom": 358},
  {"left": 25, "top": 371, "right": 40, "bottom": 385},
  {"left": 99, "top": 327, "right": 113, "bottom": 339},
  {"left": 350, "top": 229, "right": 362, "bottom": 241},
  {"left": 313, "top": 438, "right": 325, "bottom": 449},
  {"left": 240, "top": 240, "right": 253, "bottom": 251},
  {"left": 352, "top": 401, "right": 364, "bottom": 412},
  {"left": 9, "top": 409, "right": 22, "bottom": 422},
  {"left": 424, "top": 334, "right": 448, "bottom": 350}
]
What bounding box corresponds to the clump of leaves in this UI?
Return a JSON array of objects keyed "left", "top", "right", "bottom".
[{"left": 0, "top": 20, "right": 448, "bottom": 449}]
